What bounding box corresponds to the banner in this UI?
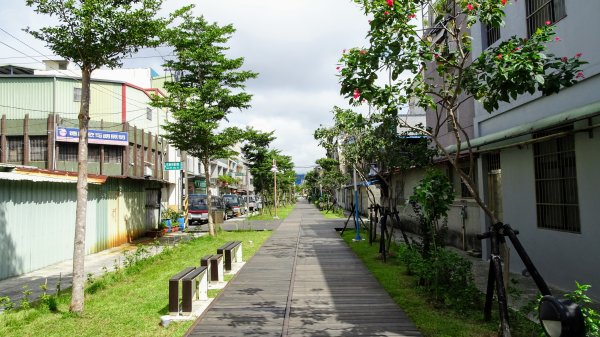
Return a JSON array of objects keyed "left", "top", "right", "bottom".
[{"left": 56, "top": 127, "right": 128, "bottom": 146}]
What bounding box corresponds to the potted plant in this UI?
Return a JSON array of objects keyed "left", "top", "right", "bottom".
[{"left": 162, "top": 208, "right": 179, "bottom": 233}]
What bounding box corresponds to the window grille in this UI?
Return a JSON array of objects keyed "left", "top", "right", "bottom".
[
  {"left": 484, "top": 24, "right": 500, "bottom": 49},
  {"left": 526, "top": 0, "right": 566, "bottom": 37},
  {"left": 7, "top": 137, "right": 23, "bottom": 162},
  {"left": 30, "top": 136, "right": 48, "bottom": 161},
  {"left": 534, "top": 127, "right": 580, "bottom": 232},
  {"left": 146, "top": 107, "right": 152, "bottom": 121},
  {"left": 104, "top": 146, "right": 123, "bottom": 163},
  {"left": 487, "top": 152, "right": 501, "bottom": 172},
  {"left": 59, "top": 143, "right": 78, "bottom": 161},
  {"left": 73, "top": 87, "right": 82, "bottom": 102},
  {"left": 88, "top": 145, "right": 100, "bottom": 162}
]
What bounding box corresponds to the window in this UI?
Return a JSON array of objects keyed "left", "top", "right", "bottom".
[
  {"left": 59, "top": 143, "right": 78, "bottom": 161},
  {"left": 7, "top": 137, "right": 23, "bottom": 162},
  {"left": 88, "top": 144, "right": 101, "bottom": 162},
  {"left": 483, "top": 24, "right": 500, "bottom": 49},
  {"left": 30, "top": 136, "right": 48, "bottom": 161},
  {"left": 526, "top": 0, "right": 566, "bottom": 37},
  {"left": 534, "top": 127, "right": 580, "bottom": 232},
  {"left": 73, "top": 87, "right": 82, "bottom": 102},
  {"left": 104, "top": 146, "right": 123, "bottom": 163},
  {"left": 146, "top": 107, "right": 152, "bottom": 121}
]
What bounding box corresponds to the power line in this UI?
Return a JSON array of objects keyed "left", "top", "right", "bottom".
[{"left": 0, "top": 26, "right": 160, "bottom": 109}]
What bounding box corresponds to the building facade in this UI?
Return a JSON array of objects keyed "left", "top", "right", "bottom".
[{"left": 469, "top": 0, "right": 600, "bottom": 299}]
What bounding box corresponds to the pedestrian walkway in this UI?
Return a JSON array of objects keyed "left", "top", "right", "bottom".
[{"left": 185, "top": 200, "right": 421, "bottom": 337}]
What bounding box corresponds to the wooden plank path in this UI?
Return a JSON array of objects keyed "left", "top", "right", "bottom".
[{"left": 185, "top": 200, "right": 421, "bottom": 337}]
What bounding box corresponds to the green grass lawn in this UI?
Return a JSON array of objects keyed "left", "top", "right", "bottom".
[
  {"left": 319, "top": 209, "right": 347, "bottom": 219},
  {"left": 340, "top": 230, "right": 541, "bottom": 337},
  {"left": 0, "top": 230, "right": 272, "bottom": 337},
  {"left": 248, "top": 203, "right": 296, "bottom": 220}
]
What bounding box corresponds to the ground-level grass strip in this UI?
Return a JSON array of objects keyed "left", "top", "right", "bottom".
[
  {"left": 319, "top": 209, "right": 346, "bottom": 219},
  {"left": 341, "top": 230, "right": 541, "bottom": 337},
  {"left": 248, "top": 203, "right": 296, "bottom": 220},
  {"left": 0, "top": 230, "right": 272, "bottom": 337}
]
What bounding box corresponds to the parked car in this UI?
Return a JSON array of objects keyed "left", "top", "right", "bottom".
[
  {"left": 222, "top": 194, "right": 242, "bottom": 217},
  {"left": 244, "top": 195, "right": 257, "bottom": 212},
  {"left": 255, "top": 196, "right": 263, "bottom": 210},
  {"left": 187, "top": 194, "right": 227, "bottom": 225},
  {"left": 239, "top": 196, "right": 248, "bottom": 215}
]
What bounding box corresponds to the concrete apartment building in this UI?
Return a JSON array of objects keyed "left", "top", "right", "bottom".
[{"left": 469, "top": 0, "right": 600, "bottom": 299}]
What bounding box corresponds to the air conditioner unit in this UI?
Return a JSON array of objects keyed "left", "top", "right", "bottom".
[{"left": 144, "top": 165, "right": 153, "bottom": 178}]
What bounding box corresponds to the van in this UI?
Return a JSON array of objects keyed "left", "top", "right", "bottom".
[
  {"left": 188, "top": 194, "right": 227, "bottom": 225},
  {"left": 222, "top": 194, "right": 241, "bottom": 217}
]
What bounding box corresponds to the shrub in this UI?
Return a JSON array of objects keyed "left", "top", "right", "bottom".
[{"left": 398, "top": 244, "right": 480, "bottom": 313}]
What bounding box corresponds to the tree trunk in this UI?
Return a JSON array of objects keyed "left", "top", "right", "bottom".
[
  {"left": 70, "top": 67, "right": 91, "bottom": 313},
  {"left": 203, "top": 156, "right": 215, "bottom": 236}
]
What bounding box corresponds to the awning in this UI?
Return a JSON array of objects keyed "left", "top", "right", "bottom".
[{"left": 446, "top": 100, "right": 600, "bottom": 153}]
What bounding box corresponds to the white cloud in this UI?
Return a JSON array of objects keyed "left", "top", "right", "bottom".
[{"left": 1, "top": 0, "right": 371, "bottom": 174}]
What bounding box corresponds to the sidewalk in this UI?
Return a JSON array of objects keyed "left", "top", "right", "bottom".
[
  {"left": 185, "top": 200, "right": 421, "bottom": 337},
  {"left": 0, "top": 231, "right": 203, "bottom": 310}
]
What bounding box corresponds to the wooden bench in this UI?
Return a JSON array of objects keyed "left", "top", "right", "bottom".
[
  {"left": 181, "top": 266, "right": 208, "bottom": 315},
  {"left": 168, "top": 267, "right": 195, "bottom": 315},
  {"left": 200, "top": 254, "right": 224, "bottom": 282},
  {"left": 217, "top": 241, "right": 243, "bottom": 271}
]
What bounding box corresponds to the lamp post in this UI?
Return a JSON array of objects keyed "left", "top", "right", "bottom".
[
  {"left": 353, "top": 164, "right": 362, "bottom": 241},
  {"left": 271, "top": 159, "right": 279, "bottom": 219}
]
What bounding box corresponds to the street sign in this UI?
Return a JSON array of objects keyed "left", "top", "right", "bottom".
[{"left": 164, "top": 162, "right": 182, "bottom": 170}]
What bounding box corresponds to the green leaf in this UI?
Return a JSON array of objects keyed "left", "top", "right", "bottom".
[{"left": 535, "top": 74, "right": 545, "bottom": 85}]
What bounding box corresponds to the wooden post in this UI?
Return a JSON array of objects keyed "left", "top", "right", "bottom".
[
  {"left": 122, "top": 123, "right": 129, "bottom": 176},
  {"left": 23, "top": 114, "right": 30, "bottom": 165},
  {"left": 1, "top": 114, "right": 7, "bottom": 163}
]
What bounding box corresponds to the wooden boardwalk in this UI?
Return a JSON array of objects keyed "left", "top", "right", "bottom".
[{"left": 186, "top": 201, "right": 421, "bottom": 337}]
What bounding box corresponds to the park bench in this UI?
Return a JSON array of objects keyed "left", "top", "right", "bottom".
[
  {"left": 181, "top": 266, "right": 208, "bottom": 315},
  {"left": 200, "top": 254, "right": 224, "bottom": 282},
  {"left": 168, "top": 267, "right": 195, "bottom": 315},
  {"left": 217, "top": 241, "right": 243, "bottom": 271}
]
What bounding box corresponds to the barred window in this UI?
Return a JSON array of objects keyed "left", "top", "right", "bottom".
[
  {"left": 73, "top": 87, "right": 82, "bottom": 102},
  {"left": 104, "top": 146, "right": 123, "bottom": 163},
  {"left": 534, "top": 127, "right": 580, "bottom": 232},
  {"left": 7, "top": 136, "right": 23, "bottom": 162},
  {"left": 59, "top": 143, "right": 78, "bottom": 161},
  {"left": 483, "top": 24, "right": 500, "bottom": 49},
  {"left": 526, "top": 0, "right": 566, "bottom": 37},
  {"left": 88, "top": 144, "right": 100, "bottom": 162},
  {"left": 146, "top": 107, "right": 152, "bottom": 121},
  {"left": 30, "top": 136, "right": 48, "bottom": 161}
]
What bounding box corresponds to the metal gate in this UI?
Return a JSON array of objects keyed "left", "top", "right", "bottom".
[{"left": 145, "top": 189, "right": 160, "bottom": 229}]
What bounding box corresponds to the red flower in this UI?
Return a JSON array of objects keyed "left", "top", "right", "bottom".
[
  {"left": 360, "top": 50, "right": 367, "bottom": 55},
  {"left": 353, "top": 89, "right": 361, "bottom": 99},
  {"left": 561, "top": 57, "right": 568, "bottom": 62},
  {"left": 466, "top": 4, "right": 474, "bottom": 11},
  {"left": 501, "top": 0, "right": 507, "bottom": 5},
  {"left": 386, "top": 0, "right": 394, "bottom": 6},
  {"left": 434, "top": 53, "right": 440, "bottom": 59},
  {"left": 368, "top": 19, "right": 372, "bottom": 23},
  {"left": 576, "top": 53, "right": 583, "bottom": 58},
  {"left": 408, "top": 13, "right": 417, "bottom": 19},
  {"left": 497, "top": 54, "right": 502, "bottom": 60},
  {"left": 514, "top": 47, "right": 521, "bottom": 51},
  {"left": 545, "top": 20, "right": 552, "bottom": 25},
  {"left": 575, "top": 71, "right": 585, "bottom": 79},
  {"left": 384, "top": 11, "right": 390, "bottom": 15},
  {"left": 336, "top": 66, "right": 341, "bottom": 70},
  {"left": 555, "top": 37, "right": 561, "bottom": 41}
]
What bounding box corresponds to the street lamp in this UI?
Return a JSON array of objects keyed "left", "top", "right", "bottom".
[
  {"left": 271, "top": 159, "right": 279, "bottom": 219},
  {"left": 539, "top": 296, "right": 585, "bottom": 337}
]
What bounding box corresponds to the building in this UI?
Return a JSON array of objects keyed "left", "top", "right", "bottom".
[{"left": 468, "top": 1, "right": 600, "bottom": 299}]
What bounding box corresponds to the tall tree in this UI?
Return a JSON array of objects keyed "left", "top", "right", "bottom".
[
  {"left": 26, "top": 0, "right": 166, "bottom": 313},
  {"left": 338, "top": 0, "right": 585, "bottom": 225},
  {"left": 154, "top": 7, "right": 257, "bottom": 236}
]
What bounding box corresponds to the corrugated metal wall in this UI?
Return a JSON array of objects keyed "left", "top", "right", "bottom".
[
  {"left": 0, "top": 77, "right": 53, "bottom": 119},
  {"left": 0, "top": 178, "right": 152, "bottom": 280}
]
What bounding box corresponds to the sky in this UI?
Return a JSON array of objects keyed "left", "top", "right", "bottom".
[{"left": 0, "top": 1, "right": 371, "bottom": 173}]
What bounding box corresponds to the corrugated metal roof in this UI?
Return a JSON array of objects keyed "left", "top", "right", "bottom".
[{"left": 0, "top": 171, "right": 75, "bottom": 183}]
